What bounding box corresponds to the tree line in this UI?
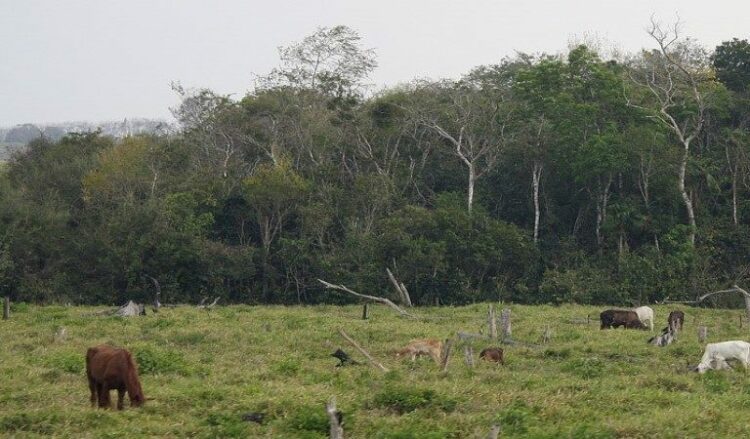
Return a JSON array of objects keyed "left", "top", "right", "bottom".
[{"left": 1, "top": 23, "right": 749, "bottom": 307}]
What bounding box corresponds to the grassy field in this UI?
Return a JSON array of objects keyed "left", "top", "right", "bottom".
[{"left": 1, "top": 303, "right": 750, "bottom": 438}]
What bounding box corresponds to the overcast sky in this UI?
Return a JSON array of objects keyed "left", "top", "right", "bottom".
[{"left": 1, "top": 0, "right": 748, "bottom": 126}]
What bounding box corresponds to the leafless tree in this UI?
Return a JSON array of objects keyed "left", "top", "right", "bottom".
[{"left": 626, "top": 17, "right": 714, "bottom": 244}]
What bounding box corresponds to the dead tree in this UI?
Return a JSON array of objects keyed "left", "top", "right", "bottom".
[
  {"left": 197, "top": 297, "right": 220, "bottom": 309},
  {"left": 318, "top": 279, "right": 417, "bottom": 319},
  {"left": 626, "top": 17, "right": 710, "bottom": 245},
  {"left": 666, "top": 285, "right": 750, "bottom": 323},
  {"left": 338, "top": 329, "right": 389, "bottom": 372},
  {"left": 386, "top": 268, "right": 412, "bottom": 307}
]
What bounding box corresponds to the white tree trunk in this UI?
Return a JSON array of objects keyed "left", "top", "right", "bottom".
[
  {"left": 467, "top": 164, "right": 476, "bottom": 213},
  {"left": 532, "top": 162, "right": 542, "bottom": 243},
  {"left": 679, "top": 142, "right": 697, "bottom": 244}
]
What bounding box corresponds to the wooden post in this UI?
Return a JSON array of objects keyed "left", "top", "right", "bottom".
[
  {"left": 541, "top": 326, "right": 552, "bottom": 344},
  {"left": 740, "top": 315, "right": 743, "bottom": 329},
  {"left": 362, "top": 303, "right": 369, "bottom": 320},
  {"left": 500, "top": 308, "right": 512, "bottom": 341},
  {"left": 463, "top": 346, "right": 474, "bottom": 368},
  {"left": 440, "top": 338, "right": 454, "bottom": 372},
  {"left": 326, "top": 398, "right": 344, "bottom": 439},
  {"left": 698, "top": 325, "right": 708, "bottom": 343},
  {"left": 3, "top": 296, "right": 9, "bottom": 320},
  {"left": 488, "top": 305, "right": 497, "bottom": 339}
]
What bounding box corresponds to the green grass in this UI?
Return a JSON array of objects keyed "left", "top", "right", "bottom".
[{"left": 1, "top": 303, "right": 749, "bottom": 437}]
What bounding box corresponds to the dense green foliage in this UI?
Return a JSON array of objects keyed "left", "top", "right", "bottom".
[
  {"left": 1, "top": 28, "right": 749, "bottom": 306},
  {"left": 2, "top": 304, "right": 750, "bottom": 437}
]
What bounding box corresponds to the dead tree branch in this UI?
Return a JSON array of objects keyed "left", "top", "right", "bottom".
[
  {"left": 318, "top": 279, "right": 417, "bottom": 319},
  {"left": 338, "top": 329, "right": 389, "bottom": 372}
]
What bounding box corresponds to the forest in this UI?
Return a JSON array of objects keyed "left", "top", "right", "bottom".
[{"left": 1, "top": 24, "right": 749, "bottom": 307}]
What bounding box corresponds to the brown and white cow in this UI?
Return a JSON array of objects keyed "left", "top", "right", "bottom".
[{"left": 600, "top": 309, "right": 647, "bottom": 330}]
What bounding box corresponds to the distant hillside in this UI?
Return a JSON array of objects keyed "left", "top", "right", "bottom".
[{"left": 0, "top": 118, "right": 173, "bottom": 159}]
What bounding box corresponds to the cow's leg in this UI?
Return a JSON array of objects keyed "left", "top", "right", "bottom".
[
  {"left": 88, "top": 378, "right": 97, "bottom": 407},
  {"left": 98, "top": 383, "right": 111, "bottom": 408},
  {"left": 117, "top": 387, "right": 125, "bottom": 410}
]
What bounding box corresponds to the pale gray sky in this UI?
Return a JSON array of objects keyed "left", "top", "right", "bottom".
[{"left": 1, "top": 0, "right": 748, "bottom": 126}]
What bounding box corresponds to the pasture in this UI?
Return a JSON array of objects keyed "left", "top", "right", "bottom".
[{"left": 1, "top": 303, "right": 750, "bottom": 438}]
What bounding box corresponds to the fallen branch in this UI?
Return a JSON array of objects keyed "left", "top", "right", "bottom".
[
  {"left": 338, "top": 329, "right": 389, "bottom": 372},
  {"left": 197, "top": 297, "right": 220, "bottom": 309},
  {"left": 663, "top": 285, "right": 750, "bottom": 322},
  {"left": 114, "top": 300, "right": 145, "bottom": 317},
  {"left": 319, "top": 279, "right": 417, "bottom": 319}
]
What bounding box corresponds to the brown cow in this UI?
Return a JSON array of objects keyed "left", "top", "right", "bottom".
[
  {"left": 600, "top": 309, "right": 647, "bottom": 330},
  {"left": 668, "top": 310, "right": 685, "bottom": 331},
  {"left": 86, "top": 345, "right": 144, "bottom": 410},
  {"left": 479, "top": 347, "right": 504, "bottom": 364}
]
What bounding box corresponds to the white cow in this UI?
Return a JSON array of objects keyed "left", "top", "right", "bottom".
[
  {"left": 633, "top": 306, "right": 654, "bottom": 331},
  {"left": 696, "top": 341, "right": 750, "bottom": 373}
]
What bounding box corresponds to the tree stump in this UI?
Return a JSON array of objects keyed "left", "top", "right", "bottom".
[
  {"left": 698, "top": 325, "right": 708, "bottom": 343},
  {"left": 463, "top": 346, "right": 474, "bottom": 368},
  {"left": 488, "top": 305, "right": 497, "bottom": 339},
  {"left": 501, "top": 309, "right": 512, "bottom": 341}
]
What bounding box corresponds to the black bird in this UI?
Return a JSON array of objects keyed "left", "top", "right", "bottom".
[
  {"left": 241, "top": 412, "right": 265, "bottom": 424},
  {"left": 331, "top": 348, "right": 360, "bottom": 367}
]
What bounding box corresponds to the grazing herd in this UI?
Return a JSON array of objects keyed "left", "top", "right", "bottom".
[{"left": 82, "top": 305, "right": 748, "bottom": 410}]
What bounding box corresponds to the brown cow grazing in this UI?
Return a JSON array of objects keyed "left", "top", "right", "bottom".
[
  {"left": 479, "top": 347, "right": 505, "bottom": 364},
  {"left": 668, "top": 310, "right": 685, "bottom": 331},
  {"left": 600, "top": 309, "right": 648, "bottom": 330},
  {"left": 86, "top": 345, "right": 144, "bottom": 410}
]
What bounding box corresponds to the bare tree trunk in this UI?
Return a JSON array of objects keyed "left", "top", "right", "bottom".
[
  {"left": 595, "top": 175, "right": 612, "bottom": 248},
  {"left": 532, "top": 161, "right": 542, "bottom": 243},
  {"left": 678, "top": 143, "right": 697, "bottom": 245},
  {"left": 467, "top": 164, "right": 476, "bottom": 213},
  {"left": 726, "top": 145, "right": 739, "bottom": 226}
]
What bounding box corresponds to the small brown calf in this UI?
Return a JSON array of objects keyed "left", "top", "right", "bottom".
[{"left": 479, "top": 347, "right": 504, "bottom": 364}]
